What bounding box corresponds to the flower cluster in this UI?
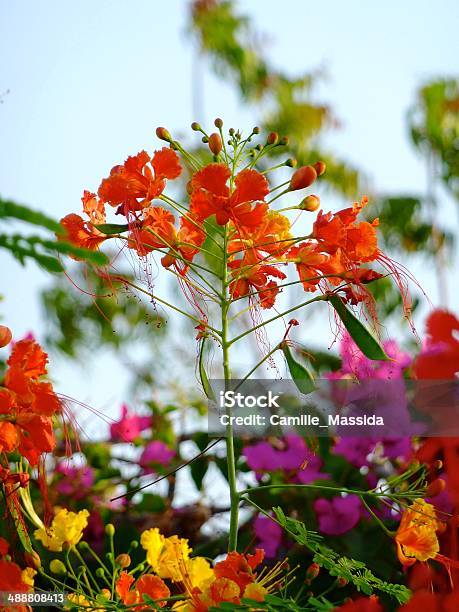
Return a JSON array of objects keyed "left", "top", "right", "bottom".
[
  {"left": 60, "top": 122, "right": 386, "bottom": 312},
  {"left": 0, "top": 332, "right": 61, "bottom": 466}
]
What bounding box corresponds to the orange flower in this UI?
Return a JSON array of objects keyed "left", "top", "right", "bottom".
[
  {"left": 82, "top": 190, "right": 106, "bottom": 225},
  {"left": 130, "top": 207, "right": 205, "bottom": 267},
  {"left": 395, "top": 500, "right": 440, "bottom": 567},
  {"left": 229, "top": 252, "right": 286, "bottom": 309},
  {"left": 0, "top": 339, "right": 61, "bottom": 465},
  {"left": 59, "top": 213, "right": 107, "bottom": 252},
  {"left": 313, "top": 196, "right": 379, "bottom": 264},
  {"left": 287, "top": 242, "right": 342, "bottom": 292},
  {"left": 228, "top": 210, "right": 293, "bottom": 257},
  {"left": 98, "top": 148, "right": 181, "bottom": 212},
  {"left": 190, "top": 164, "right": 269, "bottom": 227},
  {"left": 116, "top": 571, "right": 170, "bottom": 610},
  {"left": 213, "top": 549, "right": 264, "bottom": 593}
]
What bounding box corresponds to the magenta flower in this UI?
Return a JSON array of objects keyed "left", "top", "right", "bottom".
[
  {"left": 332, "top": 333, "right": 411, "bottom": 380},
  {"left": 253, "top": 515, "right": 283, "bottom": 558},
  {"left": 314, "top": 495, "right": 362, "bottom": 535},
  {"left": 140, "top": 440, "right": 176, "bottom": 473},
  {"left": 243, "top": 434, "right": 329, "bottom": 483},
  {"left": 56, "top": 463, "right": 95, "bottom": 500},
  {"left": 110, "top": 404, "right": 151, "bottom": 442}
]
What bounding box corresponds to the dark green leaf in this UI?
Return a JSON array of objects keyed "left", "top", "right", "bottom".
[
  {"left": 199, "top": 337, "right": 215, "bottom": 400},
  {"left": 328, "top": 295, "right": 388, "bottom": 361},
  {"left": 94, "top": 223, "right": 129, "bottom": 235},
  {"left": 281, "top": 343, "right": 315, "bottom": 394}
]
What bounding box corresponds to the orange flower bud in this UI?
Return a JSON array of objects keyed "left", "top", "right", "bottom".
[
  {"left": 208, "top": 132, "right": 223, "bottom": 155},
  {"left": 337, "top": 577, "right": 348, "bottom": 587},
  {"left": 299, "top": 195, "right": 321, "bottom": 212},
  {"left": 426, "top": 478, "right": 446, "bottom": 498},
  {"left": 155, "top": 127, "right": 172, "bottom": 142},
  {"left": 24, "top": 550, "right": 41, "bottom": 569},
  {"left": 267, "top": 132, "right": 279, "bottom": 145},
  {"left": 314, "top": 161, "right": 326, "bottom": 176},
  {"left": 0, "top": 325, "right": 12, "bottom": 348},
  {"left": 115, "top": 553, "right": 131, "bottom": 568},
  {"left": 305, "top": 562, "right": 320, "bottom": 583},
  {"left": 290, "top": 165, "right": 317, "bottom": 191}
]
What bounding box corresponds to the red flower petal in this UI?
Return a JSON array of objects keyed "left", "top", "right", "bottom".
[
  {"left": 191, "top": 163, "right": 231, "bottom": 197},
  {"left": 151, "top": 148, "right": 182, "bottom": 180},
  {"left": 232, "top": 169, "right": 269, "bottom": 205}
]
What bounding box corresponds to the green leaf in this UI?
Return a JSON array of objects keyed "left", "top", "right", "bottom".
[
  {"left": 328, "top": 294, "right": 389, "bottom": 360},
  {"left": 94, "top": 223, "right": 129, "bottom": 235},
  {"left": 281, "top": 343, "right": 315, "bottom": 394},
  {"left": 190, "top": 456, "right": 209, "bottom": 490},
  {"left": 198, "top": 337, "right": 215, "bottom": 400},
  {"left": 0, "top": 198, "right": 62, "bottom": 233}
]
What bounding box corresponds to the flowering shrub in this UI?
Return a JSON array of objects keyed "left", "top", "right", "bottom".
[{"left": 1, "top": 123, "right": 459, "bottom": 610}]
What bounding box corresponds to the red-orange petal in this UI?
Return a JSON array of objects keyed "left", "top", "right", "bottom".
[
  {"left": 232, "top": 169, "right": 269, "bottom": 205},
  {"left": 191, "top": 163, "right": 231, "bottom": 197},
  {"left": 151, "top": 148, "right": 182, "bottom": 180}
]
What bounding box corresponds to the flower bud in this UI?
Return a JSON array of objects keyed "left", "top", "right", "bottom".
[
  {"left": 214, "top": 118, "right": 223, "bottom": 128},
  {"left": 267, "top": 132, "right": 278, "bottom": 145},
  {"left": 299, "top": 195, "right": 321, "bottom": 212},
  {"left": 50, "top": 559, "right": 67, "bottom": 575},
  {"left": 24, "top": 551, "right": 41, "bottom": 569},
  {"left": 433, "top": 460, "right": 443, "bottom": 471},
  {"left": 426, "top": 478, "right": 446, "bottom": 498},
  {"left": 285, "top": 158, "right": 297, "bottom": 167},
  {"left": 337, "top": 577, "right": 348, "bottom": 587},
  {"left": 105, "top": 524, "right": 115, "bottom": 537},
  {"left": 208, "top": 132, "right": 223, "bottom": 155},
  {"left": 290, "top": 165, "right": 317, "bottom": 191},
  {"left": 96, "top": 568, "right": 105, "bottom": 578},
  {"left": 305, "top": 562, "right": 320, "bottom": 584},
  {"left": 155, "top": 127, "right": 171, "bottom": 142},
  {"left": 100, "top": 589, "right": 111, "bottom": 599},
  {"left": 0, "top": 325, "right": 12, "bottom": 348},
  {"left": 201, "top": 136, "right": 209, "bottom": 143},
  {"left": 229, "top": 128, "right": 235, "bottom": 136},
  {"left": 252, "top": 126, "right": 260, "bottom": 134},
  {"left": 279, "top": 136, "right": 289, "bottom": 146},
  {"left": 115, "top": 553, "right": 131, "bottom": 568},
  {"left": 130, "top": 540, "right": 139, "bottom": 549},
  {"left": 314, "top": 161, "right": 326, "bottom": 176},
  {"left": 191, "top": 122, "right": 201, "bottom": 131}
]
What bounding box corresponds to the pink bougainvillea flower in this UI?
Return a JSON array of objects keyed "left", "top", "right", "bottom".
[
  {"left": 56, "top": 463, "right": 95, "bottom": 500},
  {"left": 139, "top": 440, "right": 176, "bottom": 473},
  {"left": 253, "top": 515, "right": 283, "bottom": 558},
  {"left": 110, "top": 404, "right": 152, "bottom": 443},
  {"left": 314, "top": 495, "right": 362, "bottom": 535},
  {"left": 243, "top": 434, "right": 329, "bottom": 483}
]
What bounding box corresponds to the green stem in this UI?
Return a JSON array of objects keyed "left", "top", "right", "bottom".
[{"left": 222, "top": 225, "right": 239, "bottom": 551}]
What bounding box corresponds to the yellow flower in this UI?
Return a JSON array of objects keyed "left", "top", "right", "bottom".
[
  {"left": 244, "top": 582, "right": 268, "bottom": 602},
  {"left": 185, "top": 556, "right": 215, "bottom": 591},
  {"left": 65, "top": 594, "right": 90, "bottom": 609},
  {"left": 395, "top": 499, "right": 440, "bottom": 566},
  {"left": 21, "top": 567, "right": 36, "bottom": 587},
  {"left": 140, "top": 528, "right": 191, "bottom": 581},
  {"left": 35, "top": 508, "right": 89, "bottom": 552}
]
